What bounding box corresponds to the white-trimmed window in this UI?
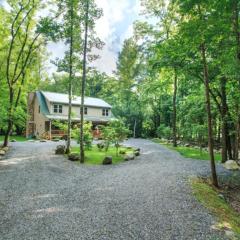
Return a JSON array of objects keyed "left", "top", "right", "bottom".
[
  {"left": 102, "top": 108, "right": 109, "bottom": 116},
  {"left": 80, "top": 107, "right": 88, "bottom": 115},
  {"left": 53, "top": 104, "right": 63, "bottom": 113}
]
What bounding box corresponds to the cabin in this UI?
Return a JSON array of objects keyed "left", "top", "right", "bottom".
[{"left": 26, "top": 91, "right": 114, "bottom": 139}]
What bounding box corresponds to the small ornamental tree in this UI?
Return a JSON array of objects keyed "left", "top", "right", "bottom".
[
  {"left": 100, "top": 120, "right": 130, "bottom": 156},
  {"left": 109, "top": 120, "right": 130, "bottom": 156},
  {"left": 73, "top": 122, "right": 93, "bottom": 150},
  {"left": 100, "top": 125, "right": 115, "bottom": 153}
]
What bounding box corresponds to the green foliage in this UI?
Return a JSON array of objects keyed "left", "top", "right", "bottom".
[
  {"left": 52, "top": 121, "right": 93, "bottom": 150},
  {"left": 156, "top": 125, "right": 171, "bottom": 140},
  {"left": 73, "top": 122, "right": 93, "bottom": 150},
  {"left": 0, "top": 135, "right": 26, "bottom": 143},
  {"left": 109, "top": 120, "right": 131, "bottom": 156},
  {"left": 0, "top": 0, "right": 46, "bottom": 138},
  {"left": 71, "top": 145, "right": 134, "bottom": 165},
  {"left": 153, "top": 138, "right": 221, "bottom": 161},
  {"left": 191, "top": 178, "right": 240, "bottom": 236},
  {"left": 100, "top": 125, "right": 115, "bottom": 152},
  {"left": 100, "top": 120, "right": 130, "bottom": 155}
]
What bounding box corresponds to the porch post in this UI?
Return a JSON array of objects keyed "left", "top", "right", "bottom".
[{"left": 49, "top": 121, "right": 52, "bottom": 140}]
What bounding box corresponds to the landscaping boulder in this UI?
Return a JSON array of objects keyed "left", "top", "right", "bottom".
[
  {"left": 223, "top": 160, "right": 240, "bottom": 170},
  {"left": 124, "top": 153, "right": 135, "bottom": 161},
  {"left": 68, "top": 153, "right": 80, "bottom": 161},
  {"left": 134, "top": 151, "right": 140, "bottom": 156},
  {"left": 103, "top": 156, "right": 112, "bottom": 165},
  {"left": 2, "top": 147, "right": 9, "bottom": 152},
  {"left": 0, "top": 150, "right": 5, "bottom": 156},
  {"left": 55, "top": 145, "right": 66, "bottom": 155}
]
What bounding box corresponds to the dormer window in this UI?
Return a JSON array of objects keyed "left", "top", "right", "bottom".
[
  {"left": 53, "top": 104, "right": 63, "bottom": 114},
  {"left": 80, "top": 107, "right": 88, "bottom": 115},
  {"left": 102, "top": 108, "right": 109, "bottom": 116}
]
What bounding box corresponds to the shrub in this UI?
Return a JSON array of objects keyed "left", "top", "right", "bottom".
[{"left": 157, "top": 125, "right": 171, "bottom": 140}]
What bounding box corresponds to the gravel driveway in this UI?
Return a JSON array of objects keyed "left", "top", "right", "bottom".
[{"left": 0, "top": 139, "right": 229, "bottom": 240}]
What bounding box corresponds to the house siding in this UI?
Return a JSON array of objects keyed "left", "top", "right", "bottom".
[
  {"left": 50, "top": 104, "right": 112, "bottom": 118},
  {"left": 34, "top": 96, "right": 48, "bottom": 137}
]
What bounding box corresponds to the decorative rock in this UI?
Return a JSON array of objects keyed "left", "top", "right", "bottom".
[
  {"left": 103, "top": 156, "right": 112, "bottom": 165},
  {"left": 68, "top": 153, "right": 80, "bottom": 161},
  {"left": 2, "top": 147, "right": 9, "bottom": 152},
  {"left": 55, "top": 145, "right": 66, "bottom": 155},
  {"left": 0, "top": 150, "right": 5, "bottom": 156},
  {"left": 134, "top": 151, "right": 140, "bottom": 156},
  {"left": 184, "top": 144, "right": 190, "bottom": 147},
  {"left": 124, "top": 153, "right": 135, "bottom": 161},
  {"left": 225, "top": 230, "right": 235, "bottom": 238},
  {"left": 223, "top": 160, "right": 240, "bottom": 170}
]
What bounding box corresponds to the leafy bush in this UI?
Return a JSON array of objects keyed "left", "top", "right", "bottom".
[
  {"left": 157, "top": 125, "right": 171, "bottom": 140},
  {"left": 73, "top": 122, "right": 93, "bottom": 150},
  {"left": 52, "top": 120, "right": 93, "bottom": 150}
]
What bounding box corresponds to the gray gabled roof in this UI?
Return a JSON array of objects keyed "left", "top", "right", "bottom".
[{"left": 41, "top": 91, "right": 112, "bottom": 108}]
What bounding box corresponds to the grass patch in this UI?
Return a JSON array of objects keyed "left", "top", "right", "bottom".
[
  {"left": 152, "top": 138, "right": 221, "bottom": 161},
  {"left": 0, "top": 135, "right": 27, "bottom": 143},
  {"left": 191, "top": 178, "right": 240, "bottom": 237},
  {"left": 71, "top": 145, "right": 134, "bottom": 165}
]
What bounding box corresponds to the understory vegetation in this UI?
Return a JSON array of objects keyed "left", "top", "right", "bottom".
[
  {"left": 191, "top": 178, "right": 240, "bottom": 237},
  {"left": 0, "top": 135, "right": 26, "bottom": 143},
  {"left": 153, "top": 138, "right": 222, "bottom": 161}
]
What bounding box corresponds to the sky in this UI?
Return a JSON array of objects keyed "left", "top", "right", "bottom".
[
  {"left": 0, "top": 0, "right": 143, "bottom": 76},
  {"left": 48, "top": 0, "right": 142, "bottom": 76}
]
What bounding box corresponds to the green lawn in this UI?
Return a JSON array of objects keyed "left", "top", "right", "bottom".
[
  {"left": 152, "top": 138, "right": 221, "bottom": 161},
  {"left": 71, "top": 145, "right": 135, "bottom": 165},
  {"left": 191, "top": 178, "right": 240, "bottom": 237},
  {"left": 0, "top": 135, "right": 27, "bottom": 143}
]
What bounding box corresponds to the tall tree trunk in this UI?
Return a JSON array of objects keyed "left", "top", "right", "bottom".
[
  {"left": 233, "top": 0, "right": 240, "bottom": 160},
  {"left": 66, "top": 1, "right": 74, "bottom": 154},
  {"left": 3, "top": 89, "right": 14, "bottom": 147},
  {"left": 220, "top": 77, "right": 228, "bottom": 163},
  {"left": 172, "top": 68, "right": 178, "bottom": 147},
  {"left": 227, "top": 130, "right": 233, "bottom": 159},
  {"left": 133, "top": 119, "right": 137, "bottom": 138},
  {"left": 80, "top": 0, "right": 89, "bottom": 163},
  {"left": 201, "top": 43, "right": 219, "bottom": 187}
]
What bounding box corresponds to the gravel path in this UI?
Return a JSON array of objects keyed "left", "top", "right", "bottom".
[{"left": 0, "top": 139, "right": 229, "bottom": 240}]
